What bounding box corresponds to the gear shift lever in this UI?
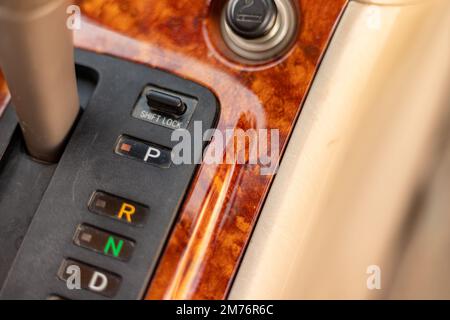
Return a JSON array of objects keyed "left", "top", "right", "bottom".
[{"left": 0, "top": 0, "right": 79, "bottom": 163}]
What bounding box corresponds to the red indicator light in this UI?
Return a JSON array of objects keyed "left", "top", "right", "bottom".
[{"left": 120, "top": 143, "right": 132, "bottom": 152}]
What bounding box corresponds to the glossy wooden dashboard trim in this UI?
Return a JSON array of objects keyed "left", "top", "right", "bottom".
[
  {"left": 0, "top": 0, "right": 348, "bottom": 299},
  {"left": 0, "top": 71, "right": 8, "bottom": 118}
]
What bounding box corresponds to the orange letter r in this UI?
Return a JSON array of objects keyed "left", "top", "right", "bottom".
[{"left": 118, "top": 203, "right": 136, "bottom": 223}]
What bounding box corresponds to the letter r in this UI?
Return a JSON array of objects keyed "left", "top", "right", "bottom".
[{"left": 118, "top": 202, "right": 135, "bottom": 223}]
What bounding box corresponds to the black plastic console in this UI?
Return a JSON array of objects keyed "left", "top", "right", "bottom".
[{"left": 0, "top": 49, "right": 219, "bottom": 299}]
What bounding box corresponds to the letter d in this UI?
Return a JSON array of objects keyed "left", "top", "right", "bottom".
[{"left": 89, "top": 271, "right": 108, "bottom": 292}]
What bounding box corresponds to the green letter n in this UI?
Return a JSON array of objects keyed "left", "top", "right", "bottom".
[{"left": 104, "top": 236, "right": 124, "bottom": 257}]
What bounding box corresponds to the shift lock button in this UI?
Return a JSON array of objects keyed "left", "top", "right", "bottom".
[{"left": 146, "top": 89, "right": 187, "bottom": 116}]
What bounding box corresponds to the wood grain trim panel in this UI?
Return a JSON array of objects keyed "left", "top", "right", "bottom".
[
  {"left": 0, "top": 71, "right": 9, "bottom": 118},
  {"left": 0, "top": 0, "right": 348, "bottom": 299}
]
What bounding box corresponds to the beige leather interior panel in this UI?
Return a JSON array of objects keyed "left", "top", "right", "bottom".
[
  {"left": 388, "top": 128, "right": 450, "bottom": 299},
  {"left": 230, "top": 0, "right": 450, "bottom": 299}
]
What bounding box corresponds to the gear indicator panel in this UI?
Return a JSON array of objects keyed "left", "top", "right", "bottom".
[{"left": 0, "top": 49, "right": 219, "bottom": 300}]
